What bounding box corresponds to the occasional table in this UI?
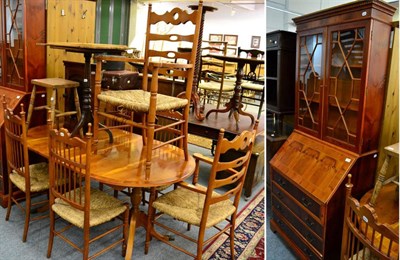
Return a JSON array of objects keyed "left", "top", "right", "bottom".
[
  {"left": 41, "top": 42, "right": 131, "bottom": 136},
  {"left": 26, "top": 125, "right": 195, "bottom": 260},
  {"left": 205, "top": 54, "right": 264, "bottom": 128}
]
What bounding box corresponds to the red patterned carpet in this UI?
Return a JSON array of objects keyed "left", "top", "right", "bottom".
[{"left": 203, "top": 189, "right": 265, "bottom": 259}]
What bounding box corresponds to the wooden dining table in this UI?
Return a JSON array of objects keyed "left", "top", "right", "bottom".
[{"left": 26, "top": 125, "right": 196, "bottom": 260}]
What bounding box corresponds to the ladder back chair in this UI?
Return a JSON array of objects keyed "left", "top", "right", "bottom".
[
  {"left": 145, "top": 121, "right": 259, "bottom": 259},
  {"left": 341, "top": 174, "right": 399, "bottom": 260},
  {"left": 47, "top": 125, "right": 129, "bottom": 260},
  {"left": 93, "top": 1, "right": 203, "bottom": 174},
  {"left": 2, "top": 95, "right": 49, "bottom": 242},
  {"left": 198, "top": 40, "right": 235, "bottom": 109},
  {"left": 238, "top": 47, "right": 265, "bottom": 119}
]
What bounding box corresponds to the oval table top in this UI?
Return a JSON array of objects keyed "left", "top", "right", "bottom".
[{"left": 27, "top": 126, "right": 195, "bottom": 188}]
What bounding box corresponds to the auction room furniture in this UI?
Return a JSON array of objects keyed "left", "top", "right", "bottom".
[
  {"left": 26, "top": 124, "right": 195, "bottom": 260},
  {"left": 369, "top": 142, "right": 399, "bottom": 207},
  {"left": 145, "top": 122, "right": 258, "bottom": 259},
  {"left": 205, "top": 54, "right": 263, "bottom": 126},
  {"left": 26, "top": 78, "right": 81, "bottom": 130},
  {"left": 198, "top": 41, "right": 235, "bottom": 109},
  {"left": 269, "top": 1, "right": 396, "bottom": 259},
  {"left": 0, "top": 0, "right": 46, "bottom": 207},
  {"left": 341, "top": 175, "right": 399, "bottom": 260},
  {"left": 47, "top": 126, "right": 130, "bottom": 260},
  {"left": 3, "top": 100, "right": 49, "bottom": 242},
  {"left": 42, "top": 42, "right": 130, "bottom": 137},
  {"left": 266, "top": 30, "right": 296, "bottom": 120},
  {"left": 237, "top": 47, "right": 265, "bottom": 119},
  {"left": 93, "top": 3, "right": 203, "bottom": 174}
]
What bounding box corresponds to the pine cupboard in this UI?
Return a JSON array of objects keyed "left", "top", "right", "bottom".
[{"left": 269, "top": 1, "right": 396, "bottom": 259}]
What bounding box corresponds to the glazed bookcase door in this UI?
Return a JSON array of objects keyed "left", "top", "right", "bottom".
[
  {"left": 296, "top": 30, "right": 324, "bottom": 137},
  {"left": 324, "top": 24, "right": 368, "bottom": 150},
  {"left": 4, "top": 0, "right": 24, "bottom": 89}
]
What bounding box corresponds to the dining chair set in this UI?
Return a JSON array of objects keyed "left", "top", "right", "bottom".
[{"left": 2, "top": 1, "right": 259, "bottom": 259}]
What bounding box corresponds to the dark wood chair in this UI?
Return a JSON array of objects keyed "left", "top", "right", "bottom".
[
  {"left": 2, "top": 96, "right": 49, "bottom": 242},
  {"left": 145, "top": 121, "right": 259, "bottom": 259},
  {"left": 341, "top": 174, "right": 399, "bottom": 260},
  {"left": 47, "top": 125, "right": 130, "bottom": 260},
  {"left": 93, "top": 2, "right": 203, "bottom": 175},
  {"left": 237, "top": 47, "right": 265, "bottom": 119}
]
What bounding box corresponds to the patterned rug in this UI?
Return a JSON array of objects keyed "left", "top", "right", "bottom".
[{"left": 203, "top": 189, "right": 265, "bottom": 259}]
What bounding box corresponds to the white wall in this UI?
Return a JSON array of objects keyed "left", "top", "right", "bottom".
[{"left": 128, "top": 2, "right": 265, "bottom": 56}]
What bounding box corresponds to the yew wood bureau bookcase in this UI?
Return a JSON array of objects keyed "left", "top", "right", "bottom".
[{"left": 269, "top": 1, "right": 396, "bottom": 259}]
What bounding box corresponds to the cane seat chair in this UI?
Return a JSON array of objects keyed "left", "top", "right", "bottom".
[
  {"left": 47, "top": 125, "right": 129, "bottom": 260},
  {"left": 145, "top": 121, "right": 259, "bottom": 259},
  {"left": 2, "top": 96, "right": 49, "bottom": 242},
  {"left": 93, "top": 2, "right": 203, "bottom": 174},
  {"left": 237, "top": 47, "right": 265, "bottom": 119},
  {"left": 341, "top": 175, "right": 399, "bottom": 260},
  {"left": 198, "top": 41, "right": 236, "bottom": 109}
]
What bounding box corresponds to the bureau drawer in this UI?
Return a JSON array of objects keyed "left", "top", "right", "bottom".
[
  {"left": 272, "top": 196, "right": 323, "bottom": 253},
  {"left": 271, "top": 183, "right": 323, "bottom": 237},
  {"left": 272, "top": 169, "right": 321, "bottom": 218},
  {"left": 273, "top": 209, "right": 321, "bottom": 260}
]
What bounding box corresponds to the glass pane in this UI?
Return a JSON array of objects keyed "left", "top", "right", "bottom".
[
  {"left": 297, "top": 33, "right": 323, "bottom": 132},
  {"left": 326, "top": 28, "right": 364, "bottom": 145},
  {"left": 5, "top": 0, "right": 24, "bottom": 86}
]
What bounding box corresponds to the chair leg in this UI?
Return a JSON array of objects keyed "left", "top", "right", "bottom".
[
  {"left": 22, "top": 193, "right": 31, "bottom": 242},
  {"left": 145, "top": 187, "right": 157, "bottom": 254},
  {"left": 230, "top": 216, "right": 236, "bottom": 259},
  {"left": 83, "top": 226, "right": 90, "bottom": 260},
  {"left": 145, "top": 118, "right": 155, "bottom": 172},
  {"left": 26, "top": 85, "right": 37, "bottom": 128},
  {"left": 122, "top": 206, "right": 129, "bottom": 257},
  {"left": 5, "top": 180, "right": 13, "bottom": 221},
  {"left": 47, "top": 209, "right": 55, "bottom": 258}
]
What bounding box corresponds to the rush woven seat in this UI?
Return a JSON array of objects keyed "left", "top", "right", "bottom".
[
  {"left": 97, "top": 89, "right": 188, "bottom": 112},
  {"left": 2, "top": 97, "right": 49, "bottom": 242},
  {"left": 93, "top": 2, "right": 203, "bottom": 175},
  {"left": 145, "top": 121, "right": 259, "bottom": 259}
]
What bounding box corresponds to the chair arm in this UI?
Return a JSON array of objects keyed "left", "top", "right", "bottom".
[{"left": 193, "top": 153, "right": 213, "bottom": 165}]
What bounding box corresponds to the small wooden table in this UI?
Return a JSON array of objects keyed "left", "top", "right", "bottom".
[
  {"left": 42, "top": 42, "right": 131, "bottom": 136},
  {"left": 26, "top": 125, "right": 195, "bottom": 260},
  {"left": 204, "top": 54, "right": 264, "bottom": 128}
]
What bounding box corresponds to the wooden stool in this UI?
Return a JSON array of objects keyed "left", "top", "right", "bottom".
[{"left": 27, "top": 78, "right": 81, "bottom": 129}]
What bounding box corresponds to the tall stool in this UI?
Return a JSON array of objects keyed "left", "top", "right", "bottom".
[{"left": 27, "top": 78, "right": 81, "bottom": 129}]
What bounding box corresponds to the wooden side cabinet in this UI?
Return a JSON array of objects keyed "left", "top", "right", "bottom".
[
  {"left": 266, "top": 30, "right": 296, "bottom": 116},
  {"left": 270, "top": 1, "right": 396, "bottom": 259}
]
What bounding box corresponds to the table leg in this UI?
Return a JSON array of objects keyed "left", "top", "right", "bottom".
[
  {"left": 206, "top": 61, "right": 255, "bottom": 127},
  {"left": 369, "top": 154, "right": 392, "bottom": 207},
  {"left": 71, "top": 52, "right": 93, "bottom": 136},
  {"left": 125, "top": 187, "right": 142, "bottom": 260}
]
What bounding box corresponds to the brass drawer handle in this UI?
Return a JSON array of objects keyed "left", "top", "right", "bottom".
[
  {"left": 304, "top": 217, "right": 315, "bottom": 227},
  {"left": 301, "top": 197, "right": 312, "bottom": 208},
  {"left": 276, "top": 191, "right": 283, "bottom": 199},
  {"left": 306, "top": 233, "right": 315, "bottom": 243},
  {"left": 277, "top": 177, "right": 287, "bottom": 187}
]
